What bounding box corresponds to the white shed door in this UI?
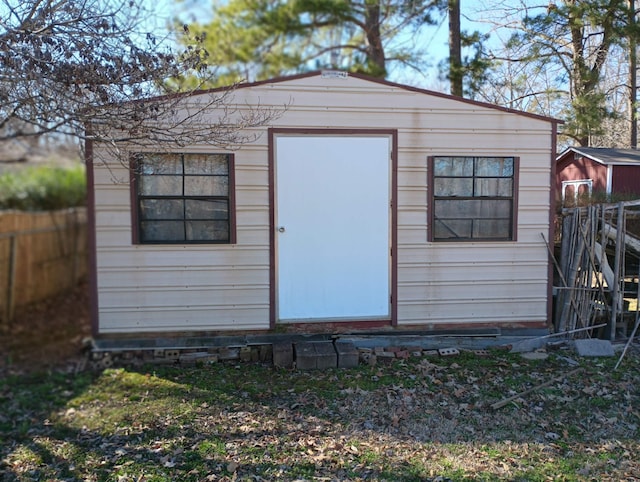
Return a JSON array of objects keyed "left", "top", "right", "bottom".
[{"left": 275, "top": 135, "right": 391, "bottom": 322}]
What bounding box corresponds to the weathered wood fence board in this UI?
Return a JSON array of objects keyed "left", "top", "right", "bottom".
[
  {"left": 0, "top": 208, "right": 87, "bottom": 325},
  {"left": 555, "top": 201, "right": 640, "bottom": 340}
]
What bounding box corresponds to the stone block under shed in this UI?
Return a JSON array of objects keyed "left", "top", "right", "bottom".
[
  {"left": 335, "top": 342, "right": 359, "bottom": 368},
  {"left": 273, "top": 342, "right": 294, "bottom": 368},
  {"left": 295, "top": 341, "right": 337, "bottom": 370}
]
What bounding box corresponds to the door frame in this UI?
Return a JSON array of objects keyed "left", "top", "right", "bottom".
[{"left": 268, "top": 128, "right": 398, "bottom": 329}]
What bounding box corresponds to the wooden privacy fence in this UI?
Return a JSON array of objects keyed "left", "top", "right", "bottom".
[
  {"left": 0, "top": 208, "right": 87, "bottom": 325},
  {"left": 553, "top": 200, "right": 640, "bottom": 340}
]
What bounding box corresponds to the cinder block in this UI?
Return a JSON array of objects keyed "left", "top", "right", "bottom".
[
  {"left": 396, "top": 350, "right": 410, "bottom": 359},
  {"left": 165, "top": 350, "right": 180, "bottom": 360},
  {"left": 438, "top": 348, "right": 460, "bottom": 357},
  {"left": 314, "top": 342, "right": 337, "bottom": 369},
  {"left": 359, "top": 351, "right": 373, "bottom": 364},
  {"left": 294, "top": 342, "right": 317, "bottom": 370},
  {"left": 217, "top": 347, "right": 240, "bottom": 360},
  {"left": 239, "top": 346, "right": 252, "bottom": 362},
  {"left": 335, "top": 342, "right": 359, "bottom": 368},
  {"left": 259, "top": 344, "right": 273, "bottom": 362},
  {"left": 273, "top": 342, "right": 293, "bottom": 368},
  {"left": 377, "top": 351, "right": 396, "bottom": 364},
  {"left": 250, "top": 347, "right": 260, "bottom": 362},
  {"left": 179, "top": 352, "right": 216, "bottom": 366},
  {"left": 294, "top": 342, "right": 337, "bottom": 370},
  {"left": 153, "top": 349, "right": 165, "bottom": 358},
  {"left": 378, "top": 351, "right": 396, "bottom": 358}
]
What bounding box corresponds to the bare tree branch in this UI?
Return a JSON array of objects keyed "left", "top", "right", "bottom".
[{"left": 0, "top": 0, "right": 283, "bottom": 163}]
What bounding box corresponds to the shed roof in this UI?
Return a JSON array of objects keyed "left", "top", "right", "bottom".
[{"left": 557, "top": 146, "right": 640, "bottom": 166}]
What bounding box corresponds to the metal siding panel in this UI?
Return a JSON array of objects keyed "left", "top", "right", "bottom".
[
  {"left": 99, "top": 286, "right": 268, "bottom": 308},
  {"left": 557, "top": 158, "right": 608, "bottom": 192},
  {"left": 91, "top": 75, "right": 554, "bottom": 333},
  {"left": 612, "top": 165, "right": 640, "bottom": 194},
  {"left": 99, "top": 307, "right": 270, "bottom": 333}
]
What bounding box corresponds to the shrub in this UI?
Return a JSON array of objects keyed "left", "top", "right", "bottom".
[{"left": 0, "top": 164, "right": 86, "bottom": 211}]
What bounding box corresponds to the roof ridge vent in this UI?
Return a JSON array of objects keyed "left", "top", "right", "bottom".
[{"left": 321, "top": 70, "right": 348, "bottom": 79}]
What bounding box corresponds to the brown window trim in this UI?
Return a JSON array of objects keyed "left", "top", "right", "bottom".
[
  {"left": 130, "top": 153, "right": 237, "bottom": 245},
  {"left": 428, "top": 156, "right": 519, "bottom": 242}
]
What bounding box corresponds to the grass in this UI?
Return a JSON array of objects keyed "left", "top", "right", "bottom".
[
  {"left": 0, "top": 164, "right": 86, "bottom": 211},
  {"left": 1, "top": 349, "right": 639, "bottom": 481}
]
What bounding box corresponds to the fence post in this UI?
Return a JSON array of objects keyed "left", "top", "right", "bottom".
[
  {"left": 4, "top": 234, "right": 17, "bottom": 325},
  {"left": 610, "top": 202, "right": 625, "bottom": 340}
]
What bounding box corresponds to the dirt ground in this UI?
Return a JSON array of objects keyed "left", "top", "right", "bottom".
[{"left": 0, "top": 280, "right": 91, "bottom": 377}]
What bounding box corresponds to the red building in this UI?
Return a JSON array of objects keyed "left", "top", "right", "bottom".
[{"left": 556, "top": 147, "right": 640, "bottom": 204}]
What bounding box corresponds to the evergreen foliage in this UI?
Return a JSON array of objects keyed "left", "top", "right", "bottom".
[{"left": 174, "top": 0, "right": 445, "bottom": 88}]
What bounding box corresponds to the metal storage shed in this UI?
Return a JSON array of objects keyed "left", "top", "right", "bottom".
[
  {"left": 87, "top": 71, "right": 560, "bottom": 342},
  {"left": 556, "top": 147, "right": 640, "bottom": 204}
]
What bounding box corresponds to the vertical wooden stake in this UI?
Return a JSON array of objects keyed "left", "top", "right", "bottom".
[
  {"left": 610, "top": 202, "right": 625, "bottom": 340},
  {"left": 5, "top": 235, "right": 17, "bottom": 325}
]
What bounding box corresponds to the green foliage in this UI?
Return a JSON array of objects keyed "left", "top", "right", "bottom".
[
  {"left": 0, "top": 164, "right": 86, "bottom": 211},
  {"left": 509, "top": 0, "right": 633, "bottom": 145},
  {"left": 440, "top": 29, "right": 494, "bottom": 98},
  {"left": 174, "top": 0, "right": 443, "bottom": 88}
]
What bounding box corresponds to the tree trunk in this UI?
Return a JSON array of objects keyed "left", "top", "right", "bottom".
[
  {"left": 630, "top": 0, "right": 637, "bottom": 148},
  {"left": 449, "top": 0, "right": 463, "bottom": 96},
  {"left": 364, "top": 2, "right": 386, "bottom": 77}
]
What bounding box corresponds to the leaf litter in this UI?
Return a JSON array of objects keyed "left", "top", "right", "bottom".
[{"left": 1, "top": 344, "right": 640, "bottom": 481}]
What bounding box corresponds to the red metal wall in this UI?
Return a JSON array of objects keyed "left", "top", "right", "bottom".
[
  {"left": 612, "top": 165, "right": 640, "bottom": 195},
  {"left": 556, "top": 155, "right": 608, "bottom": 194}
]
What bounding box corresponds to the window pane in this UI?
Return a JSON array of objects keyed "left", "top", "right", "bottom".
[
  {"left": 140, "top": 221, "right": 185, "bottom": 242},
  {"left": 140, "top": 199, "right": 184, "bottom": 220},
  {"left": 434, "top": 178, "right": 473, "bottom": 196},
  {"left": 187, "top": 220, "right": 229, "bottom": 241},
  {"left": 136, "top": 152, "right": 233, "bottom": 244},
  {"left": 476, "top": 157, "right": 513, "bottom": 177},
  {"left": 473, "top": 219, "right": 511, "bottom": 238},
  {"left": 185, "top": 199, "right": 228, "bottom": 220},
  {"left": 434, "top": 157, "right": 473, "bottom": 176},
  {"left": 434, "top": 219, "right": 473, "bottom": 239},
  {"left": 437, "top": 200, "right": 511, "bottom": 219},
  {"left": 139, "top": 175, "right": 183, "bottom": 196},
  {"left": 184, "top": 176, "right": 228, "bottom": 196},
  {"left": 184, "top": 154, "right": 229, "bottom": 175},
  {"left": 475, "top": 199, "right": 511, "bottom": 218},
  {"left": 475, "top": 178, "right": 513, "bottom": 197},
  {"left": 138, "top": 154, "right": 183, "bottom": 175},
  {"left": 435, "top": 199, "right": 482, "bottom": 219}
]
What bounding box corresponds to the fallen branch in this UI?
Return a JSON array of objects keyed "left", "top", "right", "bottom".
[{"left": 491, "top": 367, "right": 584, "bottom": 410}]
